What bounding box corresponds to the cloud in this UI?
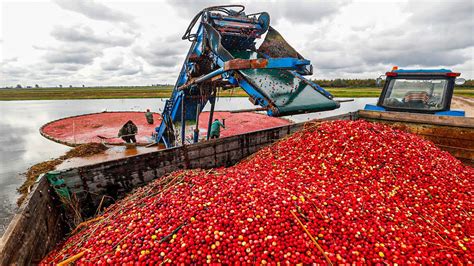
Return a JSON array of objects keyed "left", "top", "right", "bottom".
[
  {"left": 304, "top": 0, "right": 474, "bottom": 79},
  {"left": 101, "top": 57, "right": 124, "bottom": 71},
  {"left": 165, "top": 0, "right": 223, "bottom": 16},
  {"left": 359, "top": 0, "right": 474, "bottom": 67},
  {"left": 36, "top": 24, "right": 136, "bottom": 74},
  {"left": 407, "top": 0, "right": 473, "bottom": 26},
  {"left": 0, "top": 57, "right": 18, "bottom": 67},
  {"left": 51, "top": 25, "right": 134, "bottom": 47},
  {"left": 133, "top": 36, "right": 186, "bottom": 68},
  {"left": 2, "top": 0, "right": 473, "bottom": 87},
  {"left": 0, "top": 64, "right": 26, "bottom": 76},
  {"left": 167, "top": 0, "right": 349, "bottom": 24},
  {"left": 100, "top": 56, "right": 143, "bottom": 76},
  {"left": 43, "top": 45, "right": 102, "bottom": 65},
  {"left": 266, "top": 0, "right": 349, "bottom": 24},
  {"left": 53, "top": 0, "right": 135, "bottom": 24},
  {"left": 118, "top": 65, "right": 142, "bottom": 76}
]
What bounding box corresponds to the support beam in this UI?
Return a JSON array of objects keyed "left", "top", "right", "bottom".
[
  {"left": 193, "top": 103, "right": 201, "bottom": 143},
  {"left": 206, "top": 95, "right": 216, "bottom": 140},
  {"left": 180, "top": 95, "right": 186, "bottom": 146}
]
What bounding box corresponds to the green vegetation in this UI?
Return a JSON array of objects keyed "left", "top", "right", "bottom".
[
  {"left": 0, "top": 86, "right": 249, "bottom": 100},
  {"left": 0, "top": 86, "right": 171, "bottom": 101},
  {"left": 0, "top": 85, "right": 472, "bottom": 101},
  {"left": 313, "top": 79, "right": 474, "bottom": 89}
]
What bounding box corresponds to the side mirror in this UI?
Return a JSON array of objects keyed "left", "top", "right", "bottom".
[
  {"left": 376, "top": 78, "right": 382, "bottom": 86},
  {"left": 455, "top": 78, "right": 466, "bottom": 85},
  {"left": 375, "top": 75, "right": 386, "bottom": 87}
]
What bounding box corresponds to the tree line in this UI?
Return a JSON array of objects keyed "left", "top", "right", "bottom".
[
  {"left": 312, "top": 79, "right": 474, "bottom": 88},
  {"left": 4, "top": 79, "right": 473, "bottom": 89}
]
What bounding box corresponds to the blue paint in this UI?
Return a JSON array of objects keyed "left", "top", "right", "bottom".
[
  {"left": 435, "top": 110, "right": 466, "bottom": 117},
  {"left": 393, "top": 69, "right": 452, "bottom": 74},
  {"left": 364, "top": 104, "right": 386, "bottom": 111},
  {"left": 265, "top": 58, "right": 310, "bottom": 69}
]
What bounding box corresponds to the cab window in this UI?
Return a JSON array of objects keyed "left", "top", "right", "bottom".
[{"left": 382, "top": 78, "right": 448, "bottom": 111}]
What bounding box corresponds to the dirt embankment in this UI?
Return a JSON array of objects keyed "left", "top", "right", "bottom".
[
  {"left": 452, "top": 96, "right": 474, "bottom": 117},
  {"left": 17, "top": 143, "right": 108, "bottom": 205}
]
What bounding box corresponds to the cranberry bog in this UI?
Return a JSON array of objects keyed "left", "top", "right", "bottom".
[
  {"left": 40, "top": 112, "right": 162, "bottom": 146},
  {"left": 40, "top": 111, "right": 291, "bottom": 146},
  {"left": 1, "top": 110, "right": 473, "bottom": 264}
]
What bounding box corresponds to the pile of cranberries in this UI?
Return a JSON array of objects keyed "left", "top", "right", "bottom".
[{"left": 42, "top": 120, "right": 473, "bottom": 264}]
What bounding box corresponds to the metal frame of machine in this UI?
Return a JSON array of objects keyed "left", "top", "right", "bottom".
[{"left": 154, "top": 5, "right": 340, "bottom": 148}]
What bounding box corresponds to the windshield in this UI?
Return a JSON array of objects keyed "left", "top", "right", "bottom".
[{"left": 381, "top": 78, "right": 448, "bottom": 111}]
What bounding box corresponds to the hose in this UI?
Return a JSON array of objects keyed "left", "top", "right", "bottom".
[{"left": 182, "top": 5, "right": 245, "bottom": 41}]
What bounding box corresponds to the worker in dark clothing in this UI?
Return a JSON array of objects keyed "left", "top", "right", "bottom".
[
  {"left": 145, "top": 109, "right": 154, "bottom": 124},
  {"left": 209, "top": 119, "right": 225, "bottom": 139},
  {"left": 118, "top": 120, "right": 138, "bottom": 143}
]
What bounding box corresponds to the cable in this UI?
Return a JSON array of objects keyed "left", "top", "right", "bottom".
[{"left": 181, "top": 5, "right": 245, "bottom": 41}]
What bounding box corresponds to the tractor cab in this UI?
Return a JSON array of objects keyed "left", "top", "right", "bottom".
[{"left": 365, "top": 68, "right": 466, "bottom": 116}]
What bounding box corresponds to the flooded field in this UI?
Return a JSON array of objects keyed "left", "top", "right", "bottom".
[{"left": 0, "top": 97, "right": 376, "bottom": 235}]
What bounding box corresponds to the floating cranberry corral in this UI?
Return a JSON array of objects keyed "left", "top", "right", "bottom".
[{"left": 42, "top": 120, "right": 473, "bottom": 264}]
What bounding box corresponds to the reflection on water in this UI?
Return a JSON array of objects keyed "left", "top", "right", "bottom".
[{"left": 0, "top": 97, "right": 376, "bottom": 235}]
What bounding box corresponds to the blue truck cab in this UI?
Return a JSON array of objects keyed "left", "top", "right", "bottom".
[{"left": 365, "top": 68, "right": 466, "bottom": 116}]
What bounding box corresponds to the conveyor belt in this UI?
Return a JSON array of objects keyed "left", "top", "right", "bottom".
[{"left": 231, "top": 50, "right": 339, "bottom": 116}]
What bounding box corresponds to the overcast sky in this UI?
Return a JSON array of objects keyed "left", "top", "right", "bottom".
[{"left": 1, "top": 0, "right": 473, "bottom": 87}]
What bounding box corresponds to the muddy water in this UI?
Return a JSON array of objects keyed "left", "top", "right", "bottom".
[{"left": 0, "top": 97, "right": 376, "bottom": 235}]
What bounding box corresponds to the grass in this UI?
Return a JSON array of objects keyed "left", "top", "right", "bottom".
[
  {"left": 327, "top": 88, "right": 474, "bottom": 98},
  {"left": 0, "top": 86, "right": 472, "bottom": 100}
]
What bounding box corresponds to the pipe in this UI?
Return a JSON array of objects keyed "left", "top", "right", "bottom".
[
  {"left": 193, "top": 103, "right": 201, "bottom": 143},
  {"left": 181, "top": 95, "right": 186, "bottom": 146},
  {"left": 206, "top": 95, "right": 216, "bottom": 140},
  {"left": 230, "top": 107, "right": 268, "bottom": 113},
  {"left": 336, "top": 99, "right": 355, "bottom": 103},
  {"left": 179, "top": 68, "right": 226, "bottom": 90}
]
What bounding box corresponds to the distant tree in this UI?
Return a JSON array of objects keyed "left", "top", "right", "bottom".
[
  {"left": 35, "top": 84, "right": 40, "bottom": 88},
  {"left": 69, "top": 85, "right": 73, "bottom": 88},
  {"left": 59, "top": 85, "right": 63, "bottom": 88},
  {"left": 312, "top": 79, "right": 379, "bottom": 88},
  {"left": 16, "top": 84, "right": 22, "bottom": 88},
  {"left": 82, "top": 84, "right": 85, "bottom": 88}
]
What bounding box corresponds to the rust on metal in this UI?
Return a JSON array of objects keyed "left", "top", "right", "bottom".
[{"left": 224, "top": 58, "right": 268, "bottom": 71}]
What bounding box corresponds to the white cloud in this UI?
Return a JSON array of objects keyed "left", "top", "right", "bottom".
[
  {"left": 53, "top": 0, "right": 135, "bottom": 24},
  {"left": 51, "top": 25, "right": 135, "bottom": 47},
  {"left": 133, "top": 36, "right": 187, "bottom": 68},
  {"left": 1, "top": 0, "right": 473, "bottom": 87}
]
